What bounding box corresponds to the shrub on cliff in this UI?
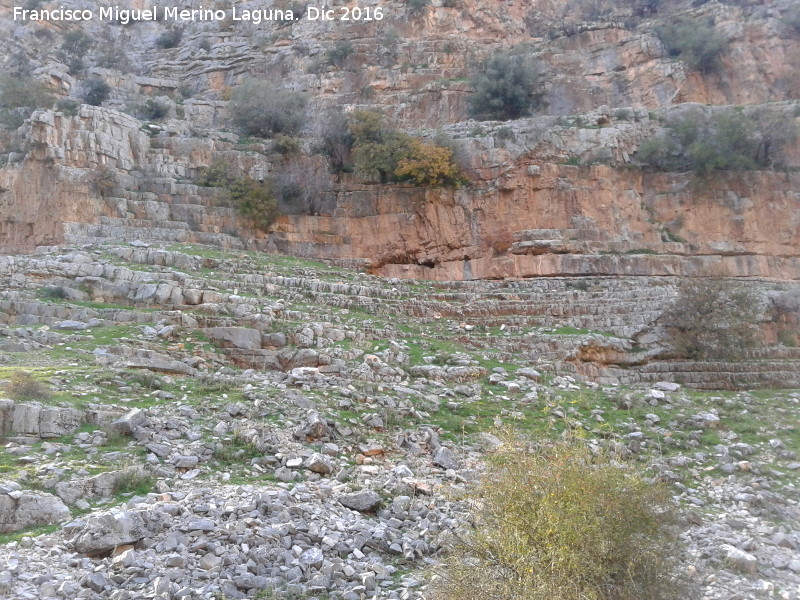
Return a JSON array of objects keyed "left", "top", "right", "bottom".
[
  {"left": 661, "top": 276, "right": 762, "bottom": 360},
  {"left": 395, "top": 139, "right": 464, "bottom": 186},
  {"left": 155, "top": 28, "right": 183, "bottom": 49},
  {"left": 348, "top": 110, "right": 464, "bottom": 186},
  {"left": 80, "top": 77, "right": 111, "bottom": 106},
  {"left": 136, "top": 98, "right": 171, "bottom": 121},
  {"left": 432, "top": 437, "right": 689, "bottom": 600},
  {"left": 0, "top": 72, "right": 54, "bottom": 129},
  {"left": 229, "top": 78, "right": 308, "bottom": 138},
  {"left": 227, "top": 177, "right": 278, "bottom": 231},
  {"left": 272, "top": 154, "right": 331, "bottom": 215},
  {"left": 321, "top": 108, "right": 353, "bottom": 172},
  {"left": 196, "top": 161, "right": 279, "bottom": 230},
  {"left": 468, "top": 52, "right": 544, "bottom": 121},
  {"left": 637, "top": 107, "right": 798, "bottom": 174},
  {"left": 407, "top": 0, "right": 430, "bottom": 15},
  {"left": 655, "top": 18, "right": 729, "bottom": 74},
  {"left": 59, "top": 29, "right": 93, "bottom": 74}
]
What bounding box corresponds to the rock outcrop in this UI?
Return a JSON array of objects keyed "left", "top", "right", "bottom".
[{"left": 1, "top": 0, "right": 799, "bottom": 281}]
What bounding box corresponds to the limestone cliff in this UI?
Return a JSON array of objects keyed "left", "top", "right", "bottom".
[{"left": 1, "top": 0, "right": 799, "bottom": 281}]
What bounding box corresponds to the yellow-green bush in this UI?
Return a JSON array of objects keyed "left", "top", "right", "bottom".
[
  {"left": 433, "top": 438, "right": 688, "bottom": 600},
  {"left": 348, "top": 110, "right": 464, "bottom": 186},
  {"left": 395, "top": 139, "right": 464, "bottom": 186},
  {"left": 0, "top": 72, "right": 55, "bottom": 129}
]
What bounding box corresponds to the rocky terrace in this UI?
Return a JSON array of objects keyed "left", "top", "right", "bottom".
[{"left": 0, "top": 242, "right": 796, "bottom": 599}]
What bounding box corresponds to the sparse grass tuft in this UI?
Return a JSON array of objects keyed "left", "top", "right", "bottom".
[{"left": 113, "top": 467, "right": 155, "bottom": 496}]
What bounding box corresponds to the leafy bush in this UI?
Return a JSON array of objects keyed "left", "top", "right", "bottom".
[
  {"left": 468, "top": 52, "right": 543, "bottom": 121},
  {"left": 630, "top": 0, "right": 662, "bottom": 16},
  {"left": 5, "top": 371, "right": 51, "bottom": 400},
  {"left": 80, "top": 77, "right": 111, "bottom": 106},
  {"left": 59, "top": 30, "right": 93, "bottom": 74},
  {"left": 0, "top": 72, "right": 54, "bottom": 129},
  {"left": 272, "top": 134, "right": 301, "bottom": 156},
  {"left": 637, "top": 107, "right": 798, "bottom": 174},
  {"left": 229, "top": 178, "right": 278, "bottom": 230},
  {"left": 196, "top": 160, "right": 232, "bottom": 187},
  {"left": 155, "top": 28, "right": 183, "bottom": 49},
  {"left": 229, "top": 78, "right": 308, "bottom": 138},
  {"left": 349, "top": 110, "right": 464, "bottom": 186},
  {"left": 215, "top": 431, "right": 263, "bottom": 464},
  {"left": 395, "top": 139, "right": 464, "bottom": 186},
  {"left": 661, "top": 277, "right": 762, "bottom": 359},
  {"left": 326, "top": 40, "right": 354, "bottom": 68},
  {"left": 656, "top": 18, "right": 728, "bottom": 74},
  {"left": 196, "top": 161, "right": 279, "bottom": 230},
  {"left": 56, "top": 98, "right": 79, "bottom": 116},
  {"left": 39, "top": 285, "right": 68, "bottom": 300},
  {"left": 407, "top": 0, "right": 430, "bottom": 14},
  {"left": 137, "top": 98, "right": 171, "bottom": 121},
  {"left": 433, "top": 438, "right": 688, "bottom": 600},
  {"left": 112, "top": 468, "right": 155, "bottom": 496}
]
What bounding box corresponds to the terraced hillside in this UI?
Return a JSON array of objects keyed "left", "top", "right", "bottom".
[{"left": 0, "top": 243, "right": 798, "bottom": 599}]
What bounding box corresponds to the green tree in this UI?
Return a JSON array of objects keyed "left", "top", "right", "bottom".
[
  {"left": 656, "top": 18, "right": 728, "bottom": 74},
  {"left": 468, "top": 52, "right": 543, "bottom": 121},
  {"left": 637, "top": 107, "right": 797, "bottom": 174},
  {"left": 80, "top": 77, "right": 111, "bottom": 106}
]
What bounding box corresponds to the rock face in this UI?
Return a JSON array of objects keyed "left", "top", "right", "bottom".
[
  {"left": 0, "top": 484, "right": 71, "bottom": 534},
  {"left": 0, "top": 1, "right": 799, "bottom": 281},
  {"left": 0, "top": 401, "right": 83, "bottom": 439}
]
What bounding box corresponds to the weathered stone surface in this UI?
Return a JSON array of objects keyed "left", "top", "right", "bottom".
[
  {"left": 338, "top": 491, "right": 382, "bottom": 513},
  {"left": 0, "top": 489, "right": 71, "bottom": 533},
  {"left": 724, "top": 545, "right": 758, "bottom": 575},
  {"left": 38, "top": 406, "right": 82, "bottom": 438},
  {"left": 111, "top": 408, "right": 146, "bottom": 436},
  {"left": 65, "top": 509, "right": 168, "bottom": 555},
  {"left": 305, "top": 453, "right": 334, "bottom": 475},
  {"left": 203, "top": 327, "right": 262, "bottom": 350}
]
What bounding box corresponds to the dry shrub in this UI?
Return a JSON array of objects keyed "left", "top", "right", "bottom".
[
  {"left": 272, "top": 154, "right": 330, "bottom": 215},
  {"left": 432, "top": 438, "right": 689, "bottom": 600},
  {"left": 6, "top": 371, "right": 51, "bottom": 400},
  {"left": 662, "top": 277, "right": 762, "bottom": 359}
]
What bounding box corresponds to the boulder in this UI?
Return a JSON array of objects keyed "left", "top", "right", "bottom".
[
  {"left": 338, "top": 490, "right": 382, "bottom": 513},
  {"left": 723, "top": 545, "right": 758, "bottom": 575},
  {"left": 111, "top": 408, "right": 146, "bottom": 436},
  {"left": 0, "top": 490, "right": 71, "bottom": 533},
  {"left": 65, "top": 509, "right": 168, "bottom": 555},
  {"left": 305, "top": 453, "right": 333, "bottom": 475}
]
